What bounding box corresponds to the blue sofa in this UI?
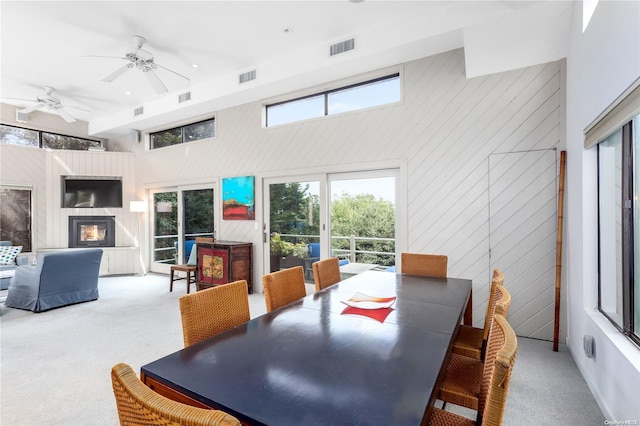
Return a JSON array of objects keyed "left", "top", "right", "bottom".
[
  {"left": 0, "top": 241, "right": 28, "bottom": 290},
  {"left": 5, "top": 248, "right": 103, "bottom": 312}
]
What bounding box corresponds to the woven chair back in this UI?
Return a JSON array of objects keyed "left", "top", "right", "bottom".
[
  {"left": 478, "top": 314, "right": 518, "bottom": 426},
  {"left": 492, "top": 268, "right": 505, "bottom": 286},
  {"left": 179, "top": 280, "right": 250, "bottom": 348},
  {"left": 494, "top": 284, "right": 511, "bottom": 318},
  {"left": 111, "top": 363, "right": 240, "bottom": 426},
  {"left": 262, "top": 266, "right": 306, "bottom": 312},
  {"left": 401, "top": 252, "right": 448, "bottom": 277},
  {"left": 481, "top": 269, "right": 505, "bottom": 341},
  {"left": 313, "top": 257, "right": 342, "bottom": 291}
]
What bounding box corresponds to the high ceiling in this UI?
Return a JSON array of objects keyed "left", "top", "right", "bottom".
[{"left": 0, "top": 1, "right": 574, "bottom": 138}]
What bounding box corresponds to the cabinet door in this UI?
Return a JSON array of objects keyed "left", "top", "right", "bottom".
[{"left": 198, "top": 246, "right": 229, "bottom": 285}]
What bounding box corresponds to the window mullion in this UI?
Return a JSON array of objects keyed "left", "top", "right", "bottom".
[{"left": 622, "top": 122, "right": 634, "bottom": 334}]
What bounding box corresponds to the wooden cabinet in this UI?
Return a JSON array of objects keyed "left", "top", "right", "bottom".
[{"left": 196, "top": 241, "right": 253, "bottom": 293}]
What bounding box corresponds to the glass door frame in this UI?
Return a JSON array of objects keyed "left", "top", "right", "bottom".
[
  {"left": 262, "top": 167, "right": 406, "bottom": 278},
  {"left": 148, "top": 182, "right": 219, "bottom": 275},
  {"left": 262, "top": 173, "right": 326, "bottom": 279},
  {"left": 328, "top": 168, "right": 401, "bottom": 266}
]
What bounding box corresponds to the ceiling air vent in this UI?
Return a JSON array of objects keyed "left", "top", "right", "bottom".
[
  {"left": 178, "top": 92, "right": 191, "bottom": 103},
  {"left": 330, "top": 38, "right": 355, "bottom": 56},
  {"left": 239, "top": 70, "right": 256, "bottom": 84},
  {"left": 133, "top": 106, "right": 144, "bottom": 116}
]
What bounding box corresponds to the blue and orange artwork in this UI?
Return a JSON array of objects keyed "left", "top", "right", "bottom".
[{"left": 222, "top": 176, "right": 255, "bottom": 220}]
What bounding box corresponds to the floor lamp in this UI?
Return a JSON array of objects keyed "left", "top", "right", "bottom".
[{"left": 130, "top": 200, "right": 147, "bottom": 275}]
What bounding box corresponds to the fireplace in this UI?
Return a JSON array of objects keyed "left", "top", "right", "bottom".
[{"left": 68, "top": 216, "right": 116, "bottom": 248}]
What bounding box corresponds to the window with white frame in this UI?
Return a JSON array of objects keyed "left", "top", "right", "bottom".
[
  {"left": 591, "top": 79, "right": 640, "bottom": 346},
  {"left": 266, "top": 73, "right": 401, "bottom": 127}
]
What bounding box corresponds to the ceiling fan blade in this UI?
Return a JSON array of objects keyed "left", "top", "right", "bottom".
[
  {"left": 155, "top": 63, "right": 191, "bottom": 84},
  {"left": 83, "top": 55, "right": 127, "bottom": 60},
  {"left": 102, "top": 63, "right": 132, "bottom": 82},
  {"left": 64, "top": 104, "right": 92, "bottom": 113},
  {"left": 144, "top": 69, "right": 168, "bottom": 94},
  {"left": 56, "top": 108, "right": 76, "bottom": 123},
  {"left": 18, "top": 103, "right": 43, "bottom": 114}
]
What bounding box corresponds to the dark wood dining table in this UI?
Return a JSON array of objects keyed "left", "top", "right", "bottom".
[{"left": 140, "top": 270, "right": 471, "bottom": 426}]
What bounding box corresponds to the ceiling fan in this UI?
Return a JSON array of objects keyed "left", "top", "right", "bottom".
[
  {"left": 9, "top": 86, "right": 88, "bottom": 123},
  {"left": 89, "top": 35, "right": 190, "bottom": 94}
]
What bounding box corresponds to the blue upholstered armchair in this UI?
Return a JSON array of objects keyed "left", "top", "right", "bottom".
[{"left": 5, "top": 248, "right": 103, "bottom": 312}]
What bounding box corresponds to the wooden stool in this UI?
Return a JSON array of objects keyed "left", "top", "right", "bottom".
[{"left": 170, "top": 265, "right": 197, "bottom": 294}]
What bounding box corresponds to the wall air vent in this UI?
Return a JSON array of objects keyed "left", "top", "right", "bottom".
[
  {"left": 330, "top": 38, "right": 355, "bottom": 56},
  {"left": 178, "top": 92, "right": 191, "bottom": 103},
  {"left": 239, "top": 70, "right": 257, "bottom": 84},
  {"left": 134, "top": 106, "right": 144, "bottom": 116}
]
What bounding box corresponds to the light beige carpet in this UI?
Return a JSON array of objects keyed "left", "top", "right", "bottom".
[{"left": 0, "top": 273, "right": 603, "bottom": 425}]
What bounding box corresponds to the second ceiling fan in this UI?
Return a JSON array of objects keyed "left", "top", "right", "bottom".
[{"left": 92, "top": 35, "right": 189, "bottom": 94}]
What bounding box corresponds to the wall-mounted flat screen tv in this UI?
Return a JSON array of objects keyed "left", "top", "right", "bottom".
[{"left": 62, "top": 177, "right": 123, "bottom": 208}]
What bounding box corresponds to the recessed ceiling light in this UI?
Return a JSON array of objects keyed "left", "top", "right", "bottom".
[
  {"left": 192, "top": 64, "right": 199, "bottom": 69},
  {"left": 125, "top": 91, "right": 132, "bottom": 95}
]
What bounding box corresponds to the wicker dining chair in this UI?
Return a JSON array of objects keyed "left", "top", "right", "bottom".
[
  {"left": 401, "top": 252, "right": 448, "bottom": 277},
  {"left": 312, "top": 257, "right": 342, "bottom": 292},
  {"left": 262, "top": 265, "right": 306, "bottom": 312},
  {"left": 429, "top": 313, "right": 518, "bottom": 426},
  {"left": 179, "top": 280, "right": 250, "bottom": 348},
  {"left": 453, "top": 269, "right": 505, "bottom": 359},
  {"left": 111, "top": 363, "right": 240, "bottom": 426},
  {"left": 437, "top": 285, "right": 512, "bottom": 412}
]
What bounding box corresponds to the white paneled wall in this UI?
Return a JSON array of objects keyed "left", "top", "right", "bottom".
[
  {"left": 44, "top": 150, "right": 136, "bottom": 248},
  {"left": 0, "top": 144, "right": 138, "bottom": 274},
  {"left": 133, "top": 49, "right": 563, "bottom": 337}
]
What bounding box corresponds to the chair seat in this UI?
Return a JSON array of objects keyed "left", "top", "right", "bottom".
[
  {"left": 429, "top": 407, "right": 475, "bottom": 426},
  {"left": 170, "top": 264, "right": 197, "bottom": 294},
  {"left": 453, "top": 324, "right": 484, "bottom": 359},
  {"left": 439, "top": 353, "right": 483, "bottom": 410}
]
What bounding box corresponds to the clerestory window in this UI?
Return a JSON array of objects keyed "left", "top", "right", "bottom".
[
  {"left": 266, "top": 73, "right": 401, "bottom": 127},
  {"left": 150, "top": 118, "right": 215, "bottom": 149},
  {"left": 1, "top": 124, "right": 101, "bottom": 150}
]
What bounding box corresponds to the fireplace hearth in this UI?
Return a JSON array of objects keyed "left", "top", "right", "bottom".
[{"left": 68, "top": 216, "right": 116, "bottom": 248}]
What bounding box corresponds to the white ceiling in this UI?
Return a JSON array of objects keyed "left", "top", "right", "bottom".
[{"left": 0, "top": 1, "right": 575, "bottom": 138}]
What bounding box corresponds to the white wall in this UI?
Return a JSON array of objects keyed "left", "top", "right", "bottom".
[
  {"left": 132, "top": 49, "right": 563, "bottom": 326},
  {"left": 565, "top": 1, "right": 640, "bottom": 421}
]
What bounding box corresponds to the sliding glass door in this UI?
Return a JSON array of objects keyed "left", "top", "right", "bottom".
[
  {"left": 263, "top": 169, "right": 400, "bottom": 282},
  {"left": 264, "top": 176, "right": 322, "bottom": 282},
  {"left": 149, "top": 184, "right": 216, "bottom": 274},
  {"left": 329, "top": 171, "right": 397, "bottom": 269}
]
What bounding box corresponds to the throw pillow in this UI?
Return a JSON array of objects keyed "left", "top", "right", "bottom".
[
  {"left": 187, "top": 244, "right": 198, "bottom": 266},
  {"left": 0, "top": 246, "right": 23, "bottom": 265}
]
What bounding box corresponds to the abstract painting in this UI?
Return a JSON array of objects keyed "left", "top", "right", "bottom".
[{"left": 222, "top": 176, "right": 255, "bottom": 220}]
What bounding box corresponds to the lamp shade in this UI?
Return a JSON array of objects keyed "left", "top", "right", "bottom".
[
  {"left": 130, "top": 200, "right": 146, "bottom": 213},
  {"left": 156, "top": 201, "right": 173, "bottom": 213}
]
